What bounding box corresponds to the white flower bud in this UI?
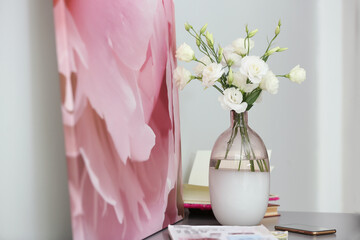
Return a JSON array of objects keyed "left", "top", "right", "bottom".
[
  {"left": 196, "top": 38, "right": 201, "bottom": 47},
  {"left": 184, "top": 22, "right": 190, "bottom": 31},
  {"left": 288, "top": 65, "right": 306, "bottom": 84},
  {"left": 277, "top": 47, "right": 288, "bottom": 52},
  {"left": 265, "top": 46, "right": 280, "bottom": 56},
  {"left": 227, "top": 68, "right": 234, "bottom": 85},
  {"left": 227, "top": 59, "right": 234, "bottom": 67},
  {"left": 205, "top": 32, "right": 214, "bottom": 47},
  {"left": 275, "top": 26, "right": 280, "bottom": 35},
  {"left": 173, "top": 66, "right": 192, "bottom": 90},
  {"left": 248, "top": 29, "right": 258, "bottom": 38},
  {"left": 200, "top": 23, "right": 208, "bottom": 34},
  {"left": 218, "top": 46, "right": 223, "bottom": 62},
  {"left": 176, "top": 43, "right": 195, "bottom": 62}
]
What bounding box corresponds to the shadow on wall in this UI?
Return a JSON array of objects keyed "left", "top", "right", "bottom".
[{"left": 28, "top": 1, "right": 72, "bottom": 239}]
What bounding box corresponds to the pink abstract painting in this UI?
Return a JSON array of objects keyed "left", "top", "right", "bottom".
[{"left": 53, "top": 0, "right": 183, "bottom": 239}]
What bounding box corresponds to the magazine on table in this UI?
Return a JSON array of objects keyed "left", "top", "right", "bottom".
[{"left": 168, "top": 224, "right": 278, "bottom": 240}]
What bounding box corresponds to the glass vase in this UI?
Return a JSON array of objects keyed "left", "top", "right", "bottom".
[{"left": 209, "top": 111, "right": 270, "bottom": 225}]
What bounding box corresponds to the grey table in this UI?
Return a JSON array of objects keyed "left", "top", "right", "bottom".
[{"left": 146, "top": 210, "right": 360, "bottom": 240}]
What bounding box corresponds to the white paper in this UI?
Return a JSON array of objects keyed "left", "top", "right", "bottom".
[{"left": 188, "top": 150, "right": 212, "bottom": 187}]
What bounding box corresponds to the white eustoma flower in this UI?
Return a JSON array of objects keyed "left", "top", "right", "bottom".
[
  {"left": 218, "top": 88, "right": 248, "bottom": 113},
  {"left": 202, "top": 63, "right": 224, "bottom": 87},
  {"left": 289, "top": 65, "right": 306, "bottom": 83},
  {"left": 221, "top": 45, "right": 242, "bottom": 67},
  {"left": 175, "top": 43, "right": 195, "bottom": 62},
  {"left": 239, "top": 56, "right": 269, "bottom": 84},
  {"left": 232, "top": 38, "right": 254, "bottom": 55},
  {"left": 194, "top": 56, "right": 212, "bottom": 76},
  {"left": 173, "top": 66, "right": 191, "bottom": 90},
  {"left": 260, "top": 71, "right": 279, "bottom": 94},
  {"left": 232, "top": 72, "right": 259, "bottom": 93}
]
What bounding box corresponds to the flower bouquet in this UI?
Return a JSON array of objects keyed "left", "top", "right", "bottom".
[
  {"left": 174, "top": 21, "right": 306, "bottom": 172},
  {"left": 174, "top": 21, "right": 306, "bottom": 225}
]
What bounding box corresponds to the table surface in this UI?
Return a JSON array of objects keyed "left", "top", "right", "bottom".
[{"left": 146, "top": 210, "right": 360, "bottom": 240}]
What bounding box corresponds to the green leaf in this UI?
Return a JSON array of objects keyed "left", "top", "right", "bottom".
[
  {"left": 246, "top": 104, "right": 253, "bottom": 111},
  {"left": 244, "top": 88, "right": 262, "bottom": 106}
]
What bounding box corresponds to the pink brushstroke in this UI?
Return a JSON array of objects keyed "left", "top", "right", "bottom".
[{"left": 53, "top": 0, "right": 183, "bottom": 239}]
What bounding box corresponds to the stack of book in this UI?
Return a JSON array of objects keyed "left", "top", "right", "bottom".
[
  {"left": 266, "top": 195, "right": 280, "bottom": 218},
  {"left": 183, "top": 184, "right": 280, "bottom": 217},
  {"left": 183, "top": 150, "right": 280, "bottom": 218}
]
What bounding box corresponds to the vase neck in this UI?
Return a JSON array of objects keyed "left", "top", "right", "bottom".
[{"left": 230, "top": 111, "right": 248, "bottom": 127}]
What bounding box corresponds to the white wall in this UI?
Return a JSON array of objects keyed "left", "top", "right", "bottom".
[
  {"left": 0, "top": 1, "right": 72, "bottom": 239},
  {"left": 342, "top": 0, "right": 360, "bottom": 213},
  {"left": 316, "top": 0, "right": 343, "bottom": 213},
  {"left": 174, "top": 0, "right": 347, "bottom": 212}
]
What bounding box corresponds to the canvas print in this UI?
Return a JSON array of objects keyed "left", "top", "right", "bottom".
[{"left": 53, "top": 0, "right": 183, "bottom": 239}]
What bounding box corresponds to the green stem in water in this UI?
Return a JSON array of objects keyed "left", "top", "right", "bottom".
[
  {"left": 238, "top": 113, "right": 255, "bottom": 171},
  {"left": 216, "top": 117, "right": 238, "bottom": 169},
  {"left": 215, "top": 159, "right": 221, "bottom": 169},
  {"left": 263, "top": 159, "right": 269, "bottom": 172},
  {"left": 218, "top": 112, "right": 268, "bottom": 172},
  {"left": 239, "top": 113, "right": 268, "bottom": 172}
]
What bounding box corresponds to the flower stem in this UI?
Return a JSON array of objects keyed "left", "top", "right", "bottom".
[
  {"left": 212, "top": 84, "right": 224, "bottom": 94},
  {"left": 261, "top": 33, "right": 279, "bottom": 62},
  {"left": 187, "top": 31, "right": 214, "bottom": 62},
  {"left": 247, "top": 37, "right": 250, "bottom": 56},
  {"left": 188, "top": 28, "right": 218, "bottom": 62},
  {"left": 194, "top": 58, "right": 206, "bottom": 66}
]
